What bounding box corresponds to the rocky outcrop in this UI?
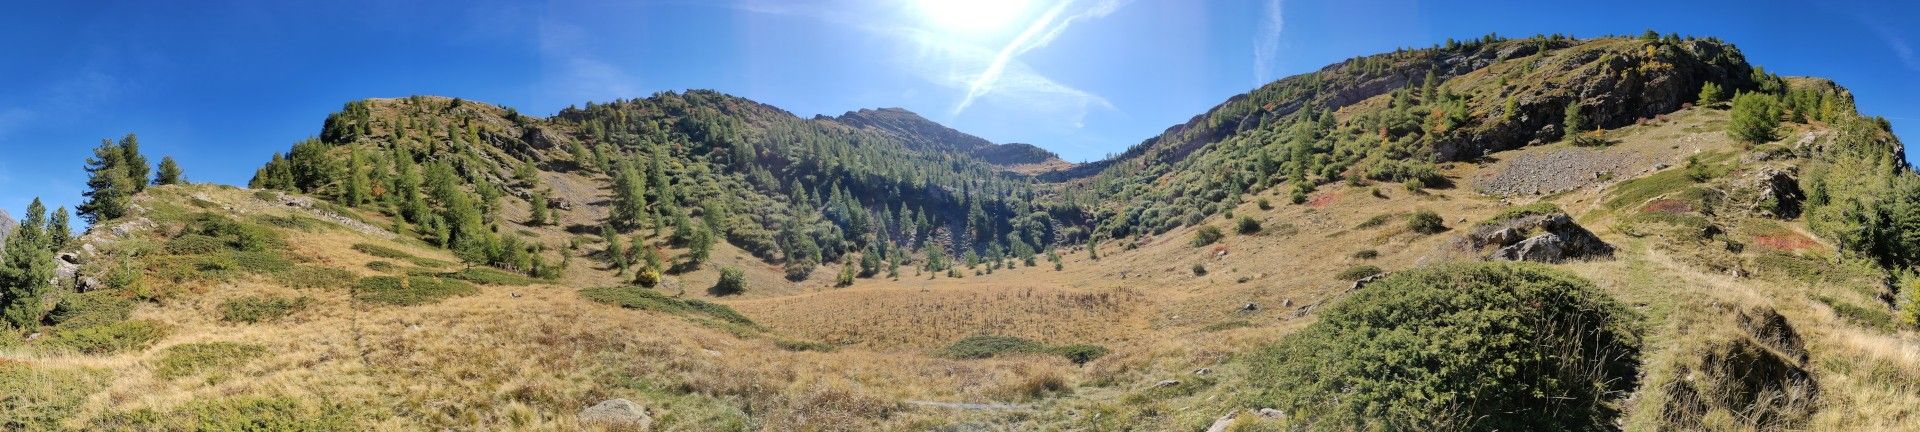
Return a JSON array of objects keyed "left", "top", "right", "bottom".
[
  {"left": 0, "top": 209, "right": 14, "bottom": 251},
  {"left": 1460, "top": 213, "right": 1614, "bottom": 263},
  {"left": 1434, "top": 39, "right": 1755, "bottom": 161},
  {"left": 1746, "top": 169, "right": 1805, "bottom": 219}
]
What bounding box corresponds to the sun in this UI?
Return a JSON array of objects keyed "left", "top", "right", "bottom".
[{"left": 915, "top": 0, "right": 1033, "bottom": 36}]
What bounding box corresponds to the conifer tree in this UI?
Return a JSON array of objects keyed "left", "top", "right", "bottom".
[
  {"left": 155, "top": 156, "right": 185, "bottom": 185},
  {"left": 609, "top": 161, "right": 649, "bottom": 230},
  {"left": 0, "top": 198, "right": 54, "bottom": 330},
  {"left": 686, "top": 222, "right": 715, "bottom": 267},
  {"left": 529, "top": 189, "right": 550, "bottom": 226},
  {"left": 121, "top": 134, "right": 150, "bottom": 192},
  {"left": 344, "top": 149, "right": 368, "bottom": 206},
  {"left": 1562, "top": 101, "right": 1587, "bottom": 136},
  {"left": 47, "top": 207, "right": 70, "bottom": 251},
  {"left": 79, "top": 139, "right": 133, "bottom": 224}
]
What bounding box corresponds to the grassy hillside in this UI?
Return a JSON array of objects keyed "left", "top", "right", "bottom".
[{"left": 4, "top": 33, "right": 1919, "bottom": 431}]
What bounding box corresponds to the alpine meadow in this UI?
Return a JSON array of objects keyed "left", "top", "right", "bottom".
[{"left": 4, "top": 2, "right": 1920, "bottom": 431}]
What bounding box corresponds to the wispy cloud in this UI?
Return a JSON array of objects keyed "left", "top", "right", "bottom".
[
  {"left": 952, "top": 0, "right": 1126, "bottom": 116},
  {"left": 1861, "top": 17, "right": 1920, "bottom": 72},
  {"left": 1253, "top": 0, "right": 1285, "bottom": 86}
]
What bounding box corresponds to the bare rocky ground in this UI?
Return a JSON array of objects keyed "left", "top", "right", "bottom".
[{"left": 1474, "top": 108, "right": 1726, "bottom": 196}]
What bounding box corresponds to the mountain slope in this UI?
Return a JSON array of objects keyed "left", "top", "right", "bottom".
[
  {"left": 7, "top": 33, "right": 1920, "bottom": 431},
  {"left": 826, "top": 107, "right": 1072, "bottom": 173}
]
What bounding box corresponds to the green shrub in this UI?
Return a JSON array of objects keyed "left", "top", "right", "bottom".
[
  {"left": 274, "top": 266, "right": 355, "bottom": 290},
  {"left": 1334, "top": 265, "right": 1384, "bottom": 281},
  {"left": 46, "top": 291, "right": 134, "bottom": 328},
  {"left": 435, "top": 267, "right": 537, "bottom": 286},
  {"left": 942, "top": 335, "right": 1046, "bottom": 359},
  {"left": 220, "top": 296, "right": 311, "bottom": 323},
  {"left": 1247, "top": 262, "right": 1640, "bottom": 431},
  {"left": 165, "top": 234, "right": 227, "bottom": 255},
  {"left": 711, "top": 266, "right": 746, "bottom": 296},
  {"left": 350, "top": 243, "right": 412, "bottom": 259},
  {"left": 1191, "top": 263, "right": 1208, "bottom": 276},
  {"left": 353, "top": 276, "right": 477, "bottom": 306},
  {"left": 1051, "top": 344, "right": 1111, "bottom": 365},
  {"left": 1407, "top": 210, "right": 1447, "bottom": 234},
  {"left": 153, "top": 342, "right": 266, "bottom": 379},
  {"left": 580, "top": 286, "right": 756, "bottom": 327},
  {"left": 1350, "top": 249, "right": 1380, "bottom": 260},
  {"left": 179, "top": 213, "right": 282, "bottom": 252},
  {"left": 1192, "top": 225, "right": 1224, "bottom": 247},
  {"left": 1236, "top": 216, "right": 1262, "bottom": 234},
  {"left": 365, "top": 261, "right": 396, "bottom": 272},
  {"left": 775, "top": 339, "right": 838, "bottom": 352},
  {"left": 226, "top": 250, "right": 294, "bottom": 273},
  {"left": 95, "top": 396, "right": 359, "bottom": 431},
  {"left": 45, "top": 320, "right": 168, "bottom": 355},
  {"left": 1356, "top": 213, "right": 1394, "bottom": 229}
]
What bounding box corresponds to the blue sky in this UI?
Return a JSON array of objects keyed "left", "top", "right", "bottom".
[{"left": 2, "top": 0, "right": 1916, "bottom": 220}]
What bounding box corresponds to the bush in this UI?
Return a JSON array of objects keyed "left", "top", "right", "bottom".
[
  {"left": 1236, "top": 216, "right": 1262, "bottom": 234},
  {"left": 274, "top": 266, "right": 355, "bottom": 290},
  {"left": 1698, "top": 81, "right": 1728, "bottom": 104},
  {"left": 153, "top": 341, "right": 266, "bottom": 379},
  {"left": 365, "top": 261, "right": 396, "bottom": 272},
  {"left": 1335, "top": 265, "right": 1384, "bottom": 281},
  {"left": 46, "top": 291, "right": 134, "bottom": 328},
  {"left": 1192, "top": 225, "right": 1224, "bottom": 247},
  {"left": 353, "top": 276, "right": 477, "bottom": 306},
  {"left": 711, "top": 266, "right": 746, "bottom": 296},
  {"left": 220, "top": 296, "right": 311, "bottom": 323},
  {"left": 350, "top": 243, "right": 412, "bottom": 259},
  {"left": 1052, "top": 344, "right": 1111, "bottom": 365},
  {"left": 1247, "top": 262, "right": 1640, "bottom": 431},
  {"left": 943, "top": 335, "right": 1046, "bottom": 359},
  {"left": 1728, "top": 92, "right": 1781, "bottom": 144},
  {"left": 580, "top": 286, "right": 756, "bottom": 326},
  {"left": 227, "top": 250, "right": 294, "bottom": 273},
  {"left": 1407, "top": 210, "right": 1447, "bottom": 234},
  {"left": 0, "top": 363, "right": 109, "bottom": 430},
  {"left": 1350, "top": 249, "right": 1380, "bottom": 260},
  {"left": 1191, "top": 263, "right": 1208, "bottom": 276},
  {"left": 45, "top": 320, "right": 168, "bottom": 355}
]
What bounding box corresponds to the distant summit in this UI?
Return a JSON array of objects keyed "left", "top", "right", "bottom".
[{"left": 827, "top": 107, "right": 1072, "bottom": 173}]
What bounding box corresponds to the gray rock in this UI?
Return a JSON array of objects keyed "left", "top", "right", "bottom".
[
  {"left": 1462, "top": 212, "right": 1614, "bottom": 263},
  {"left": 1155, "top": 380, "right": 1181, "bottom": 388},
  {"left": 0, "top": 208, "right": 13, "bottom": 252},
  {"left": 579, "top": 399, "right": 651, "bottom": 430}
]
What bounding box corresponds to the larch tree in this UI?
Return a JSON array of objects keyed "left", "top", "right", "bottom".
[{"left": 155, "top": 155, "right": 185, "bottom": 185}]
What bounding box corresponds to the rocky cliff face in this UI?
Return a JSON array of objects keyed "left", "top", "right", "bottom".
[{"left": 0, "top": 209, "right": 15, "bottom": 251}]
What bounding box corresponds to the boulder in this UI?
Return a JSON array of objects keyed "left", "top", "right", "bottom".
[
  {"left": 1750, "top": 170, "right": 1805, "bottom": 219},
  {"left": 1462, "top": 213, "right": 1614, "bottom": 263},
  {"left": 579, "top": 398, "right": 652, "bottom": 430}
]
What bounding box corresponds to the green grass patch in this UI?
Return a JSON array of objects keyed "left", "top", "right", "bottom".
[
  {"left": 353, "top": 276, "right": 477, "bottom": 306},
  {"left": 93, "top": 396, "right": 360, "bottom": 431},
  {"left": 365, "top": 261, "right": 396, "bottom": 272},
  {"left": 1355, "top": 213, "right": 1395, "bottom": 229},
  {"left": 941, "top": 335, "right": 1111, "bottom": 365},
  {"left": 351, "top": 243, "right": 412, "bottom": 259},
  {"left": 46, "top": 291, "right": 134, "bottom": 329},
  {"left": 1201, "top": 320, "right": 1254, "bottom": 332},
  {"left": 251, "top": 214, "right": 336, "bottom": 232},
  {"left": 0, "top": 363, "right": 111, "bottom": 430},
  {"left": 153, "top": 341, "right": 267, "bottom": 380},
  {"left": 424, "top": 267, "right": 538, "bottom": 286},
  {"left": 44, "top": 320, "right": 169, "bottom": 355},
  {"left": 579, "top": 286, "right": 757, "bottom": 327},
  {"left": 1605, "top": 164, "right": 1697, "bottom": 209},
  {"left": 226, "top": 250, "right": 295, "bottom": 273},
  {"left": 1814, "top": 295, "right": 1894, "bottom": 331},
  {"left": 1480, "top": 202, "right": 1564, "bottom": 226},
  {"left": 273, "top": 265, "right": 355, "bottom": 290},
  {"left": 1334, "top": 265, "right": 1384, "bottom": 281},
  {"left": 220, "top": 295, "right": 311, "bottom": 323},
  {"left": 774, "top": 339, "right": 838, "bottom": 352}
]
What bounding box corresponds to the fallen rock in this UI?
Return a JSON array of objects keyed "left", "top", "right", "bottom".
[
  {"left": 1461, "top": 213, "right": 1614, "bottom": 263},
  {"left": 1155, "top": 380, "right": 1181, "bottom": 388},
  {"left": 579, "top": 398, "right": 652, "bottom": 430}
]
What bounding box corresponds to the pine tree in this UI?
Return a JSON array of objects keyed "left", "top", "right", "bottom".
[
  {"left": 529, "top": 189, "right": 550, "bottom": 226},
  {"left": 836, "top": 260, "right": 856, "bottom": 287},
  {"left": 47, "top": 207, "right": 70, "bottom": 252},
  {"left": 1697, "top": 82, "right": 1727, "bottom": 104},
  {"left": 155, "top": 156, "right": 185, "bottom": 185},
  {"left": 609, "top": 161, "right": 649, "bottom": 230},
  {"left": 79, "top": 139, "right": 133, "bottom": 224},
  {"left": 0, "top": 198, "right": 54, "bottom": 330},
  {"left": 1562, "top": 101, "right": 1587, "bottom": 137},
  {"left": 686, "top": 222, "right": 715, "bottom": 267},
  {"left": 120, "top": 134, "right": 150, "bottom": 192},
  {"left": 344, "top": 149, "right": 368, "bottom": 206}
]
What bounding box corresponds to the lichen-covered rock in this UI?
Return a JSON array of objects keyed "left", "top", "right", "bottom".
[
  {"left": 579, "top": 398, "right": 652, "bottom": 430},
  {"left": 1461, "top": 213, "right": 1614, "bottom": 263}
]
